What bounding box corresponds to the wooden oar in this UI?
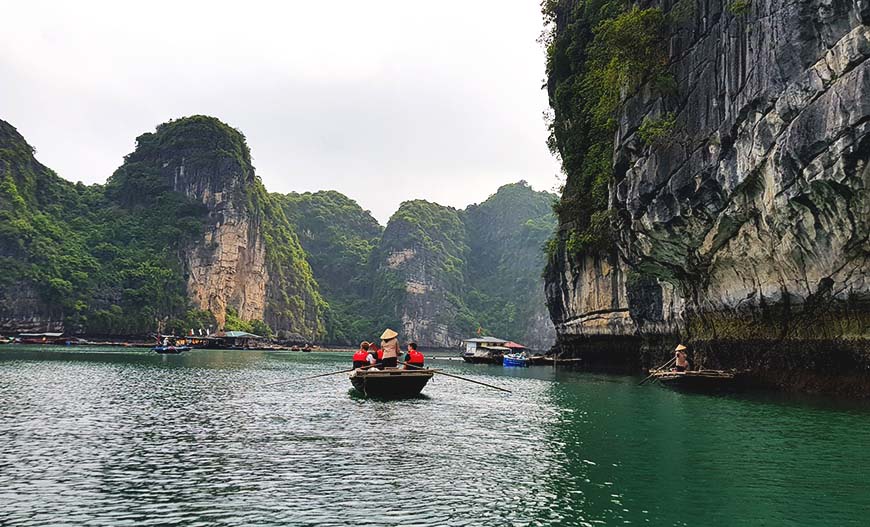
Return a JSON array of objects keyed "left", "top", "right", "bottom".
[
  {"left": 263, "top": 364, "right": 375, "bottom": 388},
  {"left": 638, "top": 356, "right": 676, "bottom": 386},
  {"left": 402, "top": 362, "right": 512, "bottom": 393}
]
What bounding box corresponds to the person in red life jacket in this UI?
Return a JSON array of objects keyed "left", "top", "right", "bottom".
[
  {"left": 352, "top": 341, "right": 370, "bottom": 369},
  {"left": 404, "top": 342, "right": 424, "bottom": 369},
  {"left": 368, "top": 342, "right": 382, "bottom": 369}
]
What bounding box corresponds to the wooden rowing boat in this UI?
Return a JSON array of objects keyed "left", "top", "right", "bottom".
[
  {"left": 349, "top": 368, "right": 434, "bottom": 398},
  {"left": 651, "top": 369, "right": 745, "bottom": 391}
]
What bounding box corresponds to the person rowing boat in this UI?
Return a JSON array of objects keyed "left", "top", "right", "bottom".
[
  {"left": 674, "top": 344, "right": 689, "bottom": 372},
  {"left": 379, "top": 328, "right": 400, "bottom": 369}
]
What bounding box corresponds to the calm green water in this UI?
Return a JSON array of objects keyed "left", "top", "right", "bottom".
[{"left": 1, "top": 347, "right": 868, "bottom": 526}]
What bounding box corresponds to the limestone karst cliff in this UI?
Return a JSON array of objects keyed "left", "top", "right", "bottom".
[
  {"left": 279, "top": 184, "right": 558, "bottom": 349},
  {"left": 0, "top": 116, "right": 323, "bottom": 338},
  {"left": 373, "top": 183, "right": 558, "bottom": 349},
  {"left": 112, "top": 117, "right": 324, "bottom": 337},
  {"left": 544, "top": 0, "right": 869, "bottom": 393},
  {"left": 1, "top": 117, "right": 555, "bottom": 346}
]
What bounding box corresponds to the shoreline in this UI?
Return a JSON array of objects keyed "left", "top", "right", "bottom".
[{"left": 551, "top": 335, "right": 870, "bottom": 398}]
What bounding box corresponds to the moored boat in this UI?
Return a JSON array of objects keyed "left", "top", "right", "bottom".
[
  {"left": 152, "top": 345, "right": 191, "bottom": 354},
  {"left": 503, "top": 353, "right": 529, "bottom": 367},
  {"left": 349, "top": 368, "right": 434, "bottom": 398},
  {"left": 461, "top": 336, "right": 509, "bottom": 364},
  {"left": 651, "top": 369, "right": 745, "bottom": 391}
]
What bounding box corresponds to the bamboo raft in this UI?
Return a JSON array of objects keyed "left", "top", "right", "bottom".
[
  {"left": 349, "top": 368, "right": 434, "bottom": 398},
  {"left": 651, "top": 369, "right": 745, "bottom": 391}
]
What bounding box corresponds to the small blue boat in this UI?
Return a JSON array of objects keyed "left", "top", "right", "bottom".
[
  {"left": 502, "top": 353, "right": 529, "bottom": 367},
  {"left": 152, "top": 345, "right": 191, "bottom": 354}
]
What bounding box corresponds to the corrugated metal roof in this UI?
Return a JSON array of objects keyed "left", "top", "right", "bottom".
[
  {"left": 463, "top": 336, "right": 507, "bottom": 344},
  {"left": 223, "top": 331, "right": 263, "bottom": 339}
]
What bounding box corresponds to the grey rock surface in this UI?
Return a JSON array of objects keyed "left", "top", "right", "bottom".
[{"left": 547, "top": 0, "right": 869, "bottom": 386}]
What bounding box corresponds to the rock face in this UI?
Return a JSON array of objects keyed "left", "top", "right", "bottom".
[
  {"left": 545, "top": 1, "right": 870, "bottom": 392},
  {"left": 464, "top": 182, "right": 558, "bottom": 349},
  {"left": 374, "top": 200, "right": 471, "bottom": 348},
  {"left": 123, "top": 119, "right": 269, "bottom": 328},
  {"left": 374, "top": 183, "right": 558, "bottom": 349},
  {"left": 114, "top": 117, "right": 323, "bottom": 337},
  {"left": 0, "top": 116, "right": 323, "bottom": 338}
]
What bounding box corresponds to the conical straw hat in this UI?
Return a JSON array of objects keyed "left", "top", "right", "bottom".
[
  {"left": 380, "top": 328, "right": 398, "bottom": 340},
  {"left": 675, "top": 344, "right": 687, "bottom": 351}
]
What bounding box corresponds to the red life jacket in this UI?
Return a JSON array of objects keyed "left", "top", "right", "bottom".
[
  {"left": 377, "top": 349, "right": 384, "bottom": 360},
  {"left": 408, "top": 350, "right": 424, "bottom": 365},
  {"left": 352, "top": 349, "right": 368, "bottom": 362}
]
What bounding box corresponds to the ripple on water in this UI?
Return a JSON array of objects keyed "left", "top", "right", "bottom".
[{"left": 1, "top": 348, "right": 869, "bottom": 526}]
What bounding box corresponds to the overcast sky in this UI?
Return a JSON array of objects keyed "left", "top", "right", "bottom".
[{"left": 1, "top": 0, "right": 561, "bottom": 224}]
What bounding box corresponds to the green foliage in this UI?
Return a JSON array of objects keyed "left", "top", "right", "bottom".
[
  {"left": 0, "top": 116, "right": 323, "bottom": 338},
  {"left": 224, "top": 307, "right": 254, "bottom": 333},
  {"left": 463, "top": 182, "right": 558, "bottom": 342},
  {"left": 277, "top": 190, "right": 382, "bottom": 344},
  {"left": 727, "top": 0, "right": 751, "bottom": 15},
  {"left": 249, "top": 319, "right": 274, "bottom": 339},
  {"left": 585, "top": 6, "right": 669, "bottom": 129},
  {"left": 165, "top": 309, "right": 218, "bottom": 336},
  {"left": 637, "top": 112, "right": 677, "bottom": 146},
  {"left": 543, "top": 1, "right": 671, "bottom": 253},
  {"left": 247, "top": 183, "right": 325, "bottom": 337},
  {"left": 373, "top": 200, "right": 472, "bottom": 334}
]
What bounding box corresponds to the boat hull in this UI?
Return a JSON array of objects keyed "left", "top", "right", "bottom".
[
  {"left": 502, "top": 357, "right": 528, "bottom": 367},
  {"left": 153, "top": 346, "right": 190, "bottom": 354},
  {"left": 462, "top": 355, "right": 502, "bottom": 365},
  {"left": 653, "top": 370, "right": 744, "bottom": 392},
  {"left": 350, "top": 369, "right": 434, "bottom": 398}
]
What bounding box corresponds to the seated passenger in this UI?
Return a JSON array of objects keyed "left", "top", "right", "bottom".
[
  {"left": 367, "top": 342, "right": 380, "bottom": 368},
  {"left": 352, "top": 342, "right": 370, "bottom": 369},
  {"left": 404, "top": 342, "right": 424, "bottom": 369}
]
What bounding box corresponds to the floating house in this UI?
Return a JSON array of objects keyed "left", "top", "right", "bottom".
[
  {"left": 213, "top": 331, "right": 264, "bottom": 349},
  {"left": 462, "top": 336, "right": 510, "bottom": 364},
  {"left": 16, "top": 332, "right": 65, "bottom": 344}
]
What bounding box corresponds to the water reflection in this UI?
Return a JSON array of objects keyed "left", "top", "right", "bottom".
[{"left": 1, "top": 348, "right": 869, "bottom": 526}]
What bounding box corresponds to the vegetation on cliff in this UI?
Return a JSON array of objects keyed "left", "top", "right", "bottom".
[
  {"left": 0, "top": 119, "right": 202, "bottom": 334},
  {"left": 464, "top": 182, "right": 557, "bottom": 342},
  {"left": 374, "top": 199, "right": 476, "bottom": 338},
  {"left": 278, "top": 184, "right": 557, "bottom": 347},
  {"left": 278, "top": 190, "right": 382, "bottom": 343},
  {"left": 371, "top": 182, "right": 557, "bottom": 347},
  {"left": 1, "top": 117, "right": 555, "bottom": 346},
  {"left": 0, "top": 117, "right": 322, "bottom": 337},
  {"left": 543, "top": 0, "right": 670, "bottom": 255}
]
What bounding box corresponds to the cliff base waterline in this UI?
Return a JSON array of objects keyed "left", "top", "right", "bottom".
[{"left": 554, "top": 335, "right": 870, "bottom": 397}]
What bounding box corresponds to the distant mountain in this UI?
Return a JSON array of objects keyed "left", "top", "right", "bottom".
[
  {"left": 0, "top": 116, "right": 322, "bottom": 338},
  {"left": 275, "top": 190, "right": 382, "bottom": 343},
  {"left": 464, "top": 182, "right": 557, "bottom": 348},
  {"left": 370, "top": 183, "right": 557, "bottom": 348},
  {"left": 373, "top": 199, "right": 474, "bottom": 347},
  {"left": 0, "top": 116, "right": 556, "bottom": 348}
]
